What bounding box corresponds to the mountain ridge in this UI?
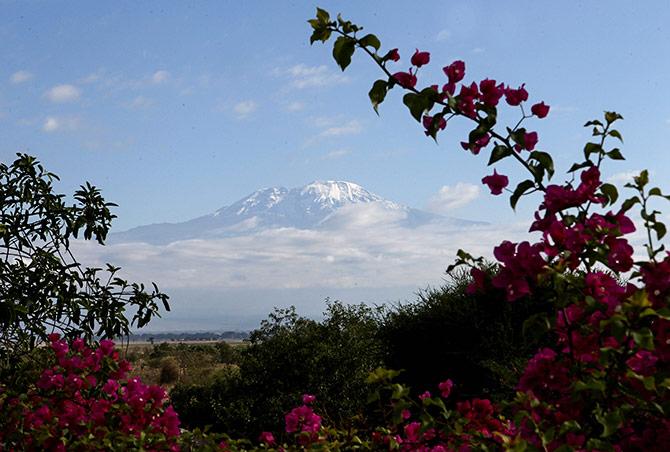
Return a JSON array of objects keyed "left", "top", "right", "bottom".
[{"left": 110, "top": 180, "right": 483, "bottom": 245}]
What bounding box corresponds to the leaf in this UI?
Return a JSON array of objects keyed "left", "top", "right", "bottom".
[
  {"left": 632, "top": 327, "right": 654, "bottom": 350},
  {"left": 358, "top": 33, "right": 381, "bottom": 51},
  {"left": 309, "top": 28, "right": 332, "bottom": 44},
  {"left": 368, "top": 80, "right": 388, "bottom": 114},
  {"left": 607, "top": 148, "right": 625, "bottom": 160},
  {"left": 583, "top": 142, "right": 602, "bottom": 159},
  {"left": 653, "top": 222, "right": 667, "bottom": 240},
  {"left": 634, "top": 170, "right": 649, "bottom": 188},
  {"left": 568, "top": 161, "right": 592, "bottom": 173},
  {"left": 608, "top": 129, "right": 623, "bottom": 142},
  {"left": 595, "top": 409, "right": 623, "bottom": 438},
  {"left": 488, "top": 145, "right": 513, "bottom": 165},
  {"left": 316, "top": 7, "right": 330, "bottom": 23},
  {"left": 584, "top": 119, "right": 603, "bottom": 127},
  {"left": 604, "top": 111, "right": 623, "bottom": 124},
  {"left": 599, "top": 183, "right": 619, "bottom": 206},
  {"left": 332, "top": 36, "right": 356, "bottom": 71},
  {"left": 620, "top": 196, "right": 641, "bottom": 212},
  {"left": 402, "top": 91, "right": 435, "bottom": 122},
  {"left": 510, "top": 179, "right": 536, "bottom": 210},
  {"left": 529, "top": 150, "right": 555, "bottom": 179}
]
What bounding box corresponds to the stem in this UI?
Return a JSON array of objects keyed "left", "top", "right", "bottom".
[{"left": 330, "top": 26, "right": 547, "bottom": 192}]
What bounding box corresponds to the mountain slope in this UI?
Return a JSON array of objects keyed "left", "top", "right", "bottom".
[{"left": 110, "top": 181, "right": 481, "bottom": 245}]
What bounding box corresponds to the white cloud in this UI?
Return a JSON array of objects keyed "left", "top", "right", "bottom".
[
  {"left": 10, "top": 70, "right": 33, "bottom": 84},
  {"left": 42, "top": 116, "right": 80, "bottom": 132},
  {"left": 276, "top": 64, "right": 349, "bottom": 89},
  {"left": 76, "top": 219, "right": 531, "bottom": 292},
  {"left": 151, "top": 70, "right": 169, "bottom": 84},
  {"left": 233, "top": 100, "right": 257, "bottom": 119},
  {"left": 320, "top": 120, "right": 362, "bottom": 137},
  {"left": 45, "top": 84, "right": 81, "bottom": 103},
  {"left": 126, "top": 95, "right": 154, "bottom": 109},
  {"left": 436, "top": 29, "right": 451, "bottom": 42},
  {"left": 607, "top": 170, "right": 642, "bottom": 185},
  {"left": 286, "top": 101, "right": 305, "bottom": 112},
  {"left": 427, "top": 183, "right": 480, "bottom": 213},
  {"left": 322, "top": 148, "right": 351, "bottom": 160}
]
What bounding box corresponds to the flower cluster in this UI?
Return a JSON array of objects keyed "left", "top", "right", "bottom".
[
  {"left": 309, "top": 8, "right": 670, "bottom": 450},
  {"left": 0, "top": 334, "right": 181, "bottom": 450}
]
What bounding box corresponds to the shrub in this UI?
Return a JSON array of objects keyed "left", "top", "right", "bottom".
[
  {"left": 0, "top": 335, "right": 181, "bottom": 450},
  {"left": 160, "top": 356, "right": 181, "bottom": 385}
]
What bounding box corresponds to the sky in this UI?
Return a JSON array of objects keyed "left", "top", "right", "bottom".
[{"left": 2, "top": 1, "right": 670, "bottom": 330}]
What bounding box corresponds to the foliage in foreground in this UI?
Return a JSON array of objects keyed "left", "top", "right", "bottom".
[{"left": 0, "top": 154, "right": 169, "bottom": 379}]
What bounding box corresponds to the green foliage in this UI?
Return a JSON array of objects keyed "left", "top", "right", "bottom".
[
  {"left": 159, "top": 356, "right": 180, "bottom": 385},
  {"left": 172, "top": 301, "right": 385, "bottom": 438},
  {"left": 0, "top": 154, "right": 168, "bottom": 376},
  {"left": 378, "top": 269, "right": 552, "bottom": 401}
]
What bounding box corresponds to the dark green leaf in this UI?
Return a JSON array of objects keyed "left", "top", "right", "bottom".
[
  {"left": 583, "top": 142, "right": 602, "bottom": 159},
  {"left": 316, "top": 7, "right": 330, "bottom": 23},
  {"left": 634, "top": 170, "right": 649, "bottom": 188},
  {"left": 510, "top": 179, "right": 536, "bottom": 210},
  {"left": 608, "top": 129, "right": 623, "bottom": 142},
  {"left": 332, "top": 36, "right": 356, "bottom": 71},
  {"left": 620, "top": 196, "right": 641, "bottom": 212},
  {"left": 488, "top": 145, "right": 513, "bottom": 165},
  {"left": 599, "top": 183, "right": 619, "bottom": 206},
  {"left": 607, "top": 148, "right": 625, "bottom": 160},
  {"left": 368, "top": 79, "right": 388, "bottom": 113},
  {"left": 584, "top": 119, "right": 603, "bottom": 127},
  {"left": 604, "top": 111, "right": 623, "bottom": 124},
  {"left": 653, "top": 222, "right": 667, "bottom": 240},
  {"left": 529, "top": 150, "right": 555, "bottom": 179},
  {"left": 568, "top": 161, "right": 592, "bottom": 173},
  {"left": 632, "top": 327, "right": 654, "bottom": 350},
  {"left": 358, "top": 34, "right": 381, "bottom": 51}
]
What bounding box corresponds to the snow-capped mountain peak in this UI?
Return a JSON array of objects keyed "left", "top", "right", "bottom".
[
  {"left": 111, "top": 180, "right": 480, "bottom": 245},
  {"left": 299, "top": 181, "right": 379, "bottom": 204}
]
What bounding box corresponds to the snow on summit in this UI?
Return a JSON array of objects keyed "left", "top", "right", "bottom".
[{"left": 111, "top": 181, "right": 480, "bottom": 245}]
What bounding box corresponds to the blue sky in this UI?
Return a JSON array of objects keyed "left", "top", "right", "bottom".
[
  {"left": 2, "top": 1, "right": 669, "bottom": 230},
  {"left": 2, "top": 1, "right": 670, "bottom": 329}
]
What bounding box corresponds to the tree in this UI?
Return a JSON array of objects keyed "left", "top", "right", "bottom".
[{"left": 0, "top": 153, "right": 169, "bottom": 374}]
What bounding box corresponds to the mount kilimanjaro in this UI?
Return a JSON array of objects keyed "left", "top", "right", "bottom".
[{"left": 111, "top": 181, "right": 482, "bottom": 245}]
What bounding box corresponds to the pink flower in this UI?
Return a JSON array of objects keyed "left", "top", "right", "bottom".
[
  {"left": 385, "top": 48, "right": 400, "bottom": 62},
  {"left": 438, "top": 379, "right": 454, "bottom": 398},
  {"left": 504, "top": 84, "right": 528, "bottom": 106},
  {"left": 626, "top": 350, "right": 658, "bottom": 376},
  {"left": 401, "top": 408, "right": 411, "bottom": 420},
  {"left": 411, "top": 49, "right": 430, "bottom": 67},
  {"left": 404, "top": 421, "right": 422, "bottom": 442},
  {"left": 393, "top": 70, "right": 417, "bottom": 89},
  {"left": 259, "top": 431, "right": 276, "bottom": 445},
  {"left": 422, "top": 115, "right": 447, "bottom": 135},
  {"left": 419, "top": 391, "right": 431, "bottom": 400},
  {"left": 443, "top": 60, "right": 465, "bottom": 83},
  {"left": 466, "top": 268, "right": 487, "bottom": 294},
  {"left": 481, "top": 169, "right": 509, "bottom": 195},
  {"left": 479, "top": 78, "right": 505, "bottom": 107},
  {"left": 302, "top": 394, "right": 316, "bottom": 404},
  {"left": 531, "top": 101, "right": 550, "bottom": 118},
  {"left": 524, "top": 131, "right": 538, "bottom": 151}
]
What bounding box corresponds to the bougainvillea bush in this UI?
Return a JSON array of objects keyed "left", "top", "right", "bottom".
[
  {"left": 301, "top": 8, "right": 670, "bottom": 450},
  {"left": 0, "top": 334, "right": 181, "bottom": 450}
]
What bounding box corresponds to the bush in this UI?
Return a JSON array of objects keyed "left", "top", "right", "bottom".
[
  {"left": 172, "top": 301, "right": 385, "bottom": 438},
  {"left": 379, "top": 269, "right": 553, "bottom": 401},
  {"left": 159, "top": 356, "right": 181, "bottom": 385},
  {"left": 0, "top": 335, "right": 181, "bottom": 450},
  {"left": 0, "top": 154, "right": 168, "bottom": 378}
]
